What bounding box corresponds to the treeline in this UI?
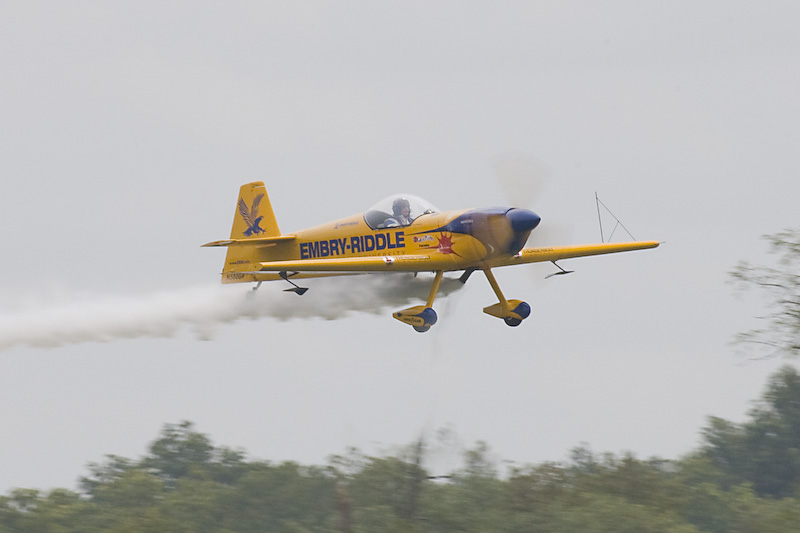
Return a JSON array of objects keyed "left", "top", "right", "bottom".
[{"left": 2, "top": 367, "right": 800, "bottom": 533}]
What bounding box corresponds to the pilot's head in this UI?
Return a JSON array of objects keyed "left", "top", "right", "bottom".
[{"left": 393, "top": 197, "right": 411, "bottom": 217}]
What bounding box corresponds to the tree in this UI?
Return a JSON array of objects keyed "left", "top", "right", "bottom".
[
  {"left": 730, "top": 228, "right": 800, "bottom": 358},
  {"left": 6, "top": 413, "right": 800, "bottom": 532},
  {"left": 79, "top": 454, "right": 135, "bottom": 496},
  {"left": 143, "top": 421, "right": 214, "bottom": 486},
  {"left": 701, "top": 365, "right": 800, "bottom": 498}
]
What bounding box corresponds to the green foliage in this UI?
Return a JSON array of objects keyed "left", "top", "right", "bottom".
[
  {"left": 4, "top": 370, "right": 800, "bottom": 532},
  {"left": 143, "top": 421, "right": 215, "bottom": 486},
  {"left": 701, "top": 365, "right": 800, "bottom": 498}
]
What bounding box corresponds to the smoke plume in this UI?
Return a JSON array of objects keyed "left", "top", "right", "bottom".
[{"left": 0, "top": 274, "right": 464, "bottom": 351}]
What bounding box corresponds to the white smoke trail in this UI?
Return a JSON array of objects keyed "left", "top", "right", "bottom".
[{"left": 0, "top": 274, "right": 464, "bottom": 351}]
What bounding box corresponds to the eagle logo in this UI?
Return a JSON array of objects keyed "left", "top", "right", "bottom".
[{"left": 239, "top": 194, "right": 265, "bottom": 237}]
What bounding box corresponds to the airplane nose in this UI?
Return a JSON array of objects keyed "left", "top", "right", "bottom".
[{"left": 507, "top": 208, "right": 541, "bottom": 233}]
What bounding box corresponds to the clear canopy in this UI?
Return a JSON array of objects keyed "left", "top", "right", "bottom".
[{"left": 363, "top": 193, "right": 440, "bottom": 230}]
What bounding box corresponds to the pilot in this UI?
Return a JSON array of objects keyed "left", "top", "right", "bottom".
[{"left": 384, "top": 197, "right": 412, "bottom": 227}]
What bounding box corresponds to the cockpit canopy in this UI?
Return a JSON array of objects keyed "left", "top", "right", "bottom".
[{"left": 364, "top": 194, "right": 440, "bottom": 230}]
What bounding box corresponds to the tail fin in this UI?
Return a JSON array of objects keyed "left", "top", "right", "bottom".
[
  {"left": 221, "top": 182, "right": 282, "bottom": 284},
  {"left": 230, "top": 181, "right": 281, "bottom": 239}
]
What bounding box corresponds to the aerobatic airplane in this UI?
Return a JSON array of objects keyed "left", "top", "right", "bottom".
[{"left": 203, "top": 181, "right": 658, "bottom": 332}]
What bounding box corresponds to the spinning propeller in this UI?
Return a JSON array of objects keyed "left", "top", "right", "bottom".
[{"left": 491, "top": 152, "right": 575, "bottom": 278}]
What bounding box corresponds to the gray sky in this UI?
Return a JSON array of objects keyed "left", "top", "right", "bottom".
[{"left": 1, "top": 1, "right": 798, "bottom": 492}]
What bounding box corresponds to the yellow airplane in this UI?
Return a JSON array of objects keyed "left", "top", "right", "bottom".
[{"left": 203, "top": 181, "right": 659, "bottom": 332}]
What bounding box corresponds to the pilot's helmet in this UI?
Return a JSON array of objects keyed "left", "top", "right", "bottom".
[{"left": 392, "top": 197, "right": 410, "bottom": 216}]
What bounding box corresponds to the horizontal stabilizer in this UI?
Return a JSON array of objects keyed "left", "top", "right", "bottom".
[{"left": 202, "top": 235, "right": 296, "bottom": 247}]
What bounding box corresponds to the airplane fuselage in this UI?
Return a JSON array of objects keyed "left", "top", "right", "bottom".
[{"left": 222, "top": 207, "right": 541, "bottom": 283}]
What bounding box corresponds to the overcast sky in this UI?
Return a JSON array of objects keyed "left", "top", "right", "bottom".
[{"left": 1, "top": 1, "right": 798, "bottom": 492}]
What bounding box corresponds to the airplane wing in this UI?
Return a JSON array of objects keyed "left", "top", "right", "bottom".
[
  {"left": 252, "top": 241, "right": 658, "bottom": 274},
  {"left": 212, "top": 238, "right": 657, "bottom": 276},
  {"left": 256, "top": 254, "right": 439, "bottom": 272},
  {"left": 489, "top": 241, "right": 660, "bottom": 267}
]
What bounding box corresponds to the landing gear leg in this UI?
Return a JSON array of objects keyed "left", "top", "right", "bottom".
[
  {"left": 393, "top": 271, "right": 443, "bottom": 332},
  {"left": 459, "top": 268, "right": 477, "bottom": 284},
  {"left": 426, "top": 270, "right": 444, "bottom": 308},
  {"left": 482, "top": 268, "right": 531, "bottom": 327},
  {"left": 279, "top": 271, "right": 308, "bottom": 296}
]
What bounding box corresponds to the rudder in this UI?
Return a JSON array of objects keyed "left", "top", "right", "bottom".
[
  {"left": 230, "top": 181, "right": 281, "bottom": 239},
  {"left": 221, "top": 181, "right": 282, "bottom": 284}
]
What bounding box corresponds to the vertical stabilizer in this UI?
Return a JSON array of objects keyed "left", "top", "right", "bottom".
[
  {"left": 221, "top": 181, "right": 282, "bottom": 284},
  {"left": 230, "top": 181, "right": 281, "bottom": 239}
]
